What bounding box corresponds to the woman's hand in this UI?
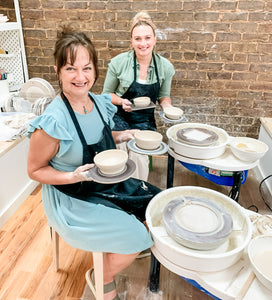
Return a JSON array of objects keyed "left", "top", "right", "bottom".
[
  {"left": 73, "top": 163, "right": 94, "bottom": 182},
  {"left": 121, "top": 98, "right": 132, "bottom": 112},
  {"left": 112, "top": 129, "right": 140, "bottom": 144}
]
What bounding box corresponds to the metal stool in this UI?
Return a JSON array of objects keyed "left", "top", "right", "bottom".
[{"left": 50, "top": 227, "right": 104, "bottom": 300}]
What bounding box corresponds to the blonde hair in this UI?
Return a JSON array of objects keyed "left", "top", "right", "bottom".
[{"left": 130, "top": 11, "right": 156, "bottom": 37}]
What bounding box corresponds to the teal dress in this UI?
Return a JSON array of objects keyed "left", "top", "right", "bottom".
[{"left": 26, "top": 93, "right": 154, "bottom": 253}]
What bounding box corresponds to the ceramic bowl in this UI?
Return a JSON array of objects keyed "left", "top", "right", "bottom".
[
  {"left": 133, "top": 97, "right": 151, "bottom": 107},
  {"left": 134, "top": 130, "right": 163, "bottom": 150},
  {"left": 230, "top": 137, "right": 269, "bottom": 162},
  {"left": 93, "top": 149, "right": 128, "bottom": 175},
  {"left": 164, "top": 106, "right": 183, "bottom": 120},
  {"left": 248, "top": 235, "right": 272, "bottom": 291},
  {"left": 146, "top": 186, "right": 252, "bottom": 272}
]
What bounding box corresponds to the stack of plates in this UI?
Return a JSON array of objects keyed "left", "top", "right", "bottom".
[{"left": 19, "top": 78, "right": 55, "bottom": 102}]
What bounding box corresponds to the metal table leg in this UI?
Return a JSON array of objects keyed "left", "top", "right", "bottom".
[
  {"left": 229, "top": 171, "right": 243, "bottom": 202},
  {"left": 148, "top": 153, "right": 175, "bottom": 292}
]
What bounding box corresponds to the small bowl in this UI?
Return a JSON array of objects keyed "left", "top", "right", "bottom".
[
  {"left": 94, "top": 149, "right": 128, "bottom": 175},
  {"left": 133, "top": 97, "right": 151, "bottom": 107},
  {"left": 230, "top": 137, "right": 269, "bottom": 162},
  {"left": 248, "top": 235, "right": 272, "bottom": 291},
  {"left": 134, "top": 130, "right": 163, "bottom": 150},
  {"left": 164, "top": 107, "right": 183, "bottom": 120}
]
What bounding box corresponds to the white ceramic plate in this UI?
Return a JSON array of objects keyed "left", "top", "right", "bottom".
[
  {"left": 177, "top": 127, "right": 219, "bottom": 146},
  {"left": 127, "top": 139, "right": 168, "bottom": 155},
  {"left": 130, "top": 102, "right": 156, "bottom": 111},
  {"left": 163, "top": 196, "right": 233, "bottom": 250},
  {"left": 19, "top": 78, "right": 55, "bottom": 102},
  {"left": 85, "top": 159, "right": 136, "bottom": 184}
]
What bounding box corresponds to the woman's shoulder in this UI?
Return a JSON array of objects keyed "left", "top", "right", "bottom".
[
  {"left": 154, "top": 52, "right": 174, "bottom": 68},
  {"left": 110, "top": 50, "right": 133, "bottom": 65}
]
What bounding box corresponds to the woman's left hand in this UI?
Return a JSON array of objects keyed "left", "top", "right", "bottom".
[{"left": 113, "top": 129, "right": 140, "bottom": 144}]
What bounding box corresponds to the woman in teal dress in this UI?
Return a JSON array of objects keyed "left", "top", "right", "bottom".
[{"left": 26, "top": 28, "right": 160, "bottom": 300}]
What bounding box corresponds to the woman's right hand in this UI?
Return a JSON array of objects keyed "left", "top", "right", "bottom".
[
  {"left": 73, "top": 163, "right": 94, "bottom": 182},
  {"left": 121, "top": 98, "right": 132, "bottom": 112}
]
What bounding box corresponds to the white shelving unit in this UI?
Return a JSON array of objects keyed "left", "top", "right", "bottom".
[{"left": 0, "top": 0, "right": 28, "bottom": 91}]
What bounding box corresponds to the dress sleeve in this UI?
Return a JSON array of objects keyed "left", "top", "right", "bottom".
[
  {"left": 158, "top": 57, "right": 175, "bottom": 100},
  {"left": 25, "top": 114, "right": 74, "bottom": 157},
  {"left": 102, "top": 61, "right": 120, "bottom": 94}
]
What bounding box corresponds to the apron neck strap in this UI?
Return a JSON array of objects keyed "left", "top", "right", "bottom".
[{"left": 133, "top": 52, "right": 160, "bottom": 83}]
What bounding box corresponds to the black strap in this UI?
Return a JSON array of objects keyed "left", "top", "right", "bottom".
[{"left": 133, "top": 52, "right": 160, "bottom": 84}]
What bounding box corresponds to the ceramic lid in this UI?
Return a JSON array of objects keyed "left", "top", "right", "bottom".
[{"left": 163, "top": 196, "right": 233, "bottom": 250}]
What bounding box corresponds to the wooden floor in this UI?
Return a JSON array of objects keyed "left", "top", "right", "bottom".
[{"left": 0, "top": 156, "right": 271, "bottom": 300}]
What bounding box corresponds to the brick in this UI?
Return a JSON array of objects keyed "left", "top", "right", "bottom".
[
  {"left": 64, "top": 2, "right": 88, "bottom": 9},
  {"left": 183, "top": 1, "right": 210, "bottom": 10},
  {"left": 238, "top": 1, "right": 264, "bottom": 11}
]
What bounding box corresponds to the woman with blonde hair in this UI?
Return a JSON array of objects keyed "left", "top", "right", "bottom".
[{"left": 103, "top": 11, "right": 175, "bottom": 180}]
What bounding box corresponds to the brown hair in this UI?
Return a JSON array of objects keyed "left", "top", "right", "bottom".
[
  {"left": 130, "top": 11, "right": 156, "bottom": 37},
  {"left": 54, "top": 27, "right": 99, "bottom": 85}
]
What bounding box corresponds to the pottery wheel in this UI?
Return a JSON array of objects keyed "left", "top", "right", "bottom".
[
  {"left": 177, "top": 127, "right": 219, "bottom": 146},
  {"left": 163, "top": 196, "right": 233, "bottom": 250}
]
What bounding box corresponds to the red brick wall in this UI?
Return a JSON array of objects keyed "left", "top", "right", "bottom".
[{"left": 2, "top": 0, "right": 272, "bottom": 137}]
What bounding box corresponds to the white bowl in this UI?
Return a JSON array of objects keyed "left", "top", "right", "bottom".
[
  {"left": 248, "top": 235, "right": 272, "bottom": 291},
  {"left": 167, "top": 123, "right": 230, "bottom": 159},
  {"left": 164, "top": 106, "right": 183, "bottom": 120},
  {"left": 146, "top": 186, "right": 252, "bottom": 272},
  {"left": 134, "top": 130, "right": 162, "bottom": 150},
  {"left": 94, "top": 149, "right": 128, "bottom": 175},
  {"left": 230, "top": 137, "right": 269, "bottom": 162},
  {"left": 133, "top": 97, "right": 150, "bottom": 107}
]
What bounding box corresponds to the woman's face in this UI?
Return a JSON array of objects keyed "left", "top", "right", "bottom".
[
  {"left": 58, "top": 45, "right": 95, "bottom": 99},
  {"left": 131, "top": 25, "right": 156, "bottom": 58}
]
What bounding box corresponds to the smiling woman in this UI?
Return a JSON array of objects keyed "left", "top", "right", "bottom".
[
  {"left": 103, "top": 11, "right": 176, "bottom": 180},
  {"left": 25, "top": 27, "right": 161, "bottom": 300}
]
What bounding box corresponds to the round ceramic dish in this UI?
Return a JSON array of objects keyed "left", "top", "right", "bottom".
[
  {"left": 167, "top": 123, "right": 230, "bottom": 159},
  {"left": 19, "top": 78, "right": 55, "bottom": 102},
  {"left": 133, "top": 96, "right": 150, "bottom": 107},
  {"left": 248, "top": 235, "right": 272, "bottom": 291},
  {"left": 134, "top": 130, "right": 163, "bottom": 150},
  {"left": 85, "top": 159, "right": 136, "bottom": 184},
  {"left": 127, "top": 139, "right": 168, "bottom": 155},
  {"left": 229, "top": 137, "right": 269, "bottom": 162},
  {"left": 176, "top": 127, "right": 219, "bottom": 146},
  {"left": 163, "top": 196, "right": 233, "bottom": 250},
  {"left": 146, "top": 186, "right": 252, "bottom": 272},
  {"left": 163, "top": 106, "right": 183, "bottom": 120},
  {"left": 94, "top": 149, "right": 128, "bottom": 176}
]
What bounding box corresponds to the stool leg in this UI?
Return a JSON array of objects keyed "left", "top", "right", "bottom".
[
  {"left": 50, "top": 227, "right": 59, "bottom": 271},
  {"left": 93, "top": 252, "right": 104, "bottom": 300}
]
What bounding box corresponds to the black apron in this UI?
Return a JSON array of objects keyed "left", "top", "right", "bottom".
[
  {"left": 113, "top": 53, "right": 160, "bottom": 131},
  {"left": 53, "top": 92, "right": 161, "bottom": 221}
]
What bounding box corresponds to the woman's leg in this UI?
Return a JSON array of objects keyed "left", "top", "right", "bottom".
[{"left": 103, "top": 252, "right": 140, "bottom": 299}]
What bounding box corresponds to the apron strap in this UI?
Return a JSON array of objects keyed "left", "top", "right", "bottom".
[{"left": 133, "top": 52, "right": 160, "bottom": 84}]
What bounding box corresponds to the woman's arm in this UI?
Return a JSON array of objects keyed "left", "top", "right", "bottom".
[
  {"left": 159, "top": 96, "right": 172, "bottom": 110},
  {"left": 109, "top": 93, "right": 132, "bottom": 112},
  {"left": 27, "top": 129, "right": 92, "bottom": 185}
]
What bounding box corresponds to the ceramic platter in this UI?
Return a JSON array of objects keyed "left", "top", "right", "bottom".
[
  {"left": 127, "top": 139, "right": 168, "bottom": 155},
  {"left": 130, "top": 102, "right": 156, "bottom": 111},
  {"left": 163, "top": 196, "right": 233, "bottom": 250},
  {"left": 85, "top": 159, "right": 136, "bottom": 184},
  {"left": 176, "top": 127, "right": 219, "bottom": 146},
  {"left": 19, "top": 78, "right": 55, "bottom": 103}
]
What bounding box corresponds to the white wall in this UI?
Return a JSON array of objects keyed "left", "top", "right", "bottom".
[{"left": 255, "top": 123, "right": 272, "bottom": 208}]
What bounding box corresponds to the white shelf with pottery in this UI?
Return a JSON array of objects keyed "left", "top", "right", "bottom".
[{"left": 0, "top": 0, "right": 28, "bottom": 92}]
